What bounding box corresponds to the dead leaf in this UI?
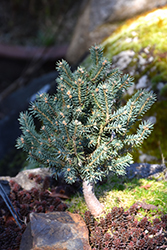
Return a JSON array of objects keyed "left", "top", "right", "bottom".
[{"left": 139, "top": 184, "right": 152, "bottom": 190}]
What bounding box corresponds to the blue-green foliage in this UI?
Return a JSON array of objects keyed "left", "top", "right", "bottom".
[{"left": 16, "top": 46, "right": 156, "bottom": 184}]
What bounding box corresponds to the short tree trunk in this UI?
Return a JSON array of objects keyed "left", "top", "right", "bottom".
[{"left": 82, "top": 180, "right": 104, "bottom": 217}]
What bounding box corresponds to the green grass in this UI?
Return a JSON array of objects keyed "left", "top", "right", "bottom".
[{"left": 66, "top": 173, "right": 167, "bottom": 220}]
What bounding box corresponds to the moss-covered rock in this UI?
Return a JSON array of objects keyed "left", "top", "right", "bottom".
[
  {"left": 100, "top": 6, "right": 167, "bottom": 164},
  {"left": 102, "top": 6, "right": 167, "bottom": 88},
  {"left": 130, "top": 100, "right": 167, "bottom": 163}
]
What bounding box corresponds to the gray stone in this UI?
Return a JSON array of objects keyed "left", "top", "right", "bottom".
[
  {"left": 112, "top": 50, "right": 135, "bottom": 70},
  {"left": 125, "top": 163, "right": 166, "bottom": 179},
  {"left": 14, "top": 168, "right": 52, "bottom": 190},
  {"left": 19, "top": 212, "right": 91, "bottom": 250},
  {"left": 164, "top": 169, "right": 167, "bottom": 179},
  {"left": 127, "top": 84, "right": 135, "bottom": 95},
  {"left": 147, "top": 167, "right": 167, "bottom": 181},
  {"left": 19, "top": 222, "right": 33, "bottom": 250},
  {"left": 139, "top": 153, "right": 157, "bottom": 163},
  {"left": 147, "top": 116, "right": 157, "bottom": 124},
  {"left": 143, "top": 47, "right": 150, "bottom": 54},
  {"left": 136, "top": 75, "right": 148, "bottom": 89},
  {"left": 91, "top": 0, "right": 167, "bottom": 25},
  {"left": 138, "top": 55, "right": 147, "bottom": 66},
  {"left": 148, "top": 56, "right": 154, "bottom": 63},
  {"left": 157, "top": 82, "right": 165, "bottom": 91},
  {"left": 0, "top": 168, "right": 52, "bottom": 190},
  {"left": 66, "top": 0, "right": 167, "bottom": 63}
]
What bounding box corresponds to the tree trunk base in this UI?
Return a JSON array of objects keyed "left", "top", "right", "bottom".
[{"left": 83, "top": 180, "right": 104, "bottom": 217}]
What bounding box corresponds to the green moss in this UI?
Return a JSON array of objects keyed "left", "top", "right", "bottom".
[
  {"left": 103, "top": 7, "right": 167, "bottom": 54},
  {"left": 101, "top": 6, "right": 167, "bottom": 86},
  {"left": 150, "top": 57, "right": 167, "bottom": 84},
  {"left": 132, "top": 100, "right": 167, "bottom": 163},
  {"left": 67, "top": 174, "right": 167, "bottom": 219},
  {"left": 96, "top": 7, "right": 167, "bottom": 163},
  {"left": 66, "top": 193, "right": 87, "bottom": 215}
]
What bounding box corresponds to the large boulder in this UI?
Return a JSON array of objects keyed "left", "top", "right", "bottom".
[
  {"left": 19, "top": 211, "right": 91, "bottom": 250},
  {"left": 66, "top": 0, "right": 167, "bottom": 64},
  {"left": 13, "top": 168, "right": 52, "bottom": 190},
  {"left": 99, "top": 6, "right": 167, "bottom": 164},
  {"left": 0, "top": 168, "right": 51, "bottom": 190}
]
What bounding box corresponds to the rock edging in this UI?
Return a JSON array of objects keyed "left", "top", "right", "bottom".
[{"left": 19, "top": 211, "right": 91, "bottom": 250}]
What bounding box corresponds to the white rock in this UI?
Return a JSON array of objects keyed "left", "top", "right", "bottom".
[
  {"left": 112, "top": 50, "right": 135, "bottom": 70},
  {"left": 150, "top": 66, "right": 156, "bottom": 72},
  {"left": 146, "top": 87, "right": 152, "bottom": 92},
  {"left": 136, "top": 75, "right": 148, "bottom": 89},
  {"left": 131, "top": 31, "right": 137, "bottom": 37},
  {"left": 141, "top": 65, "right": 146, "bottom": 71},
  {"left": 14, "top": 168, "right": 52, "bottom": 190},
  {"left": 143, "top": 47, "right": 149, "bottom": 54},
  {"left": 117, "top": 50, "right": 135, "bottom": 58},
  {"left": 147, "top": 116, "right": 156, "bottom": 124},
  {"left": 127, "top": 84, "right": 135, "bottom": 95},
  {"left": 157, "top": 82, "right": 164, "bottom": 91},
  {"left": 125, "top": 37, "right": 133, "bottom": 43},
  {"left": 138, "top": 55, "right": 147, "bottom": 65},
  {"left": 148, "top": 56, "right": 154, "bottom": 63},
  {"left": 139, "top": 154, "right": 157, "bottom": 163},
  {"left": 133, "top": 37, "right": 138, "bottom": 42}
]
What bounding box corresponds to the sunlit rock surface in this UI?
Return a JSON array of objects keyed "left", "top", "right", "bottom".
[{"left": 66, "top": 1, "right": 167, "bottom": 64}]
